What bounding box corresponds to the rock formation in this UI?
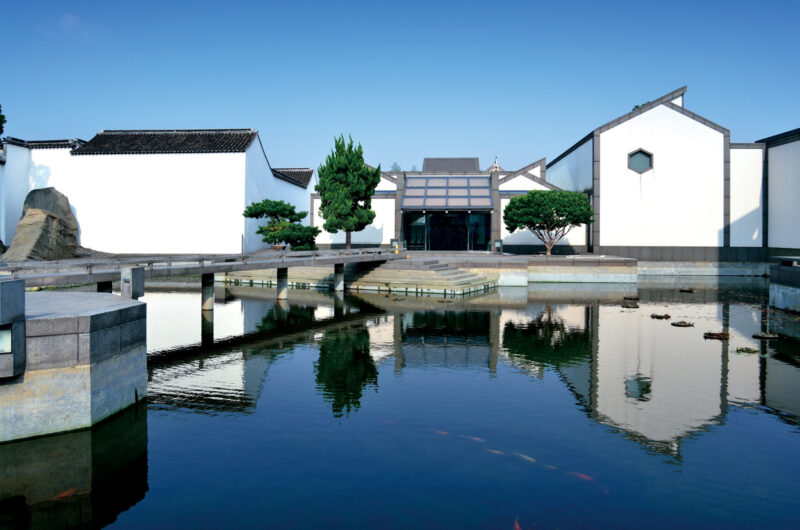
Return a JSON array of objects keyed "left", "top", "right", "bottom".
[{"left": 3, "top": 188, "right": 79, "bottom": 261}]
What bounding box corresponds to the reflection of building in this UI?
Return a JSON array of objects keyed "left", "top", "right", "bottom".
[
  {"left": 0, "top": 406, "right": 147, "bottom": 528},
  {"left": 391, "top": 310, "right": 500, "bottom": 372}
]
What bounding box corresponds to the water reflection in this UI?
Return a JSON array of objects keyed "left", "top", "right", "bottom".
[
  {"left": 315, "top": 325, "right": 377, "bottom": 417},
  {"left": 143, "top": 283, "right": 800, "bottom": 457},
  {"left": 0, "top": 406, "right": 147, "bottom": 529}
]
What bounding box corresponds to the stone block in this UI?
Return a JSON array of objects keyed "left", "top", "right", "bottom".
[
  {"left": 25, "top": 316, "right": 78, "bottom": 337},
  {"left": 0, "top": 279, "right": 25, "bottom": 325},
  {"left": 121, "top": 267, "right": 145, "bottom": 299},
  {"left": 26, "top": 334, "right": 78, "bottom": 371}
]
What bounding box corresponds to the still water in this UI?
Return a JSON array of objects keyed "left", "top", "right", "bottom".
[{"left": 2, "top": 280, "right": 800, "bottom": 529}]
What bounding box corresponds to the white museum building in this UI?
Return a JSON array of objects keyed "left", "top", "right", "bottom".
[
  {"left": 314, "top": 86, "right": 797, "bottom": 259},
  {"left": 0, "top": 129, "right": 313, "bottom": 255}
]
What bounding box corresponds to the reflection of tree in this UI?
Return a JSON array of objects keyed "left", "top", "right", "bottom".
[
  {"left": 315, "top": 326, "right": 377, "bottom": 417},
  {"left": 502, "top": 308, "right": 592, "bottom": 368}
]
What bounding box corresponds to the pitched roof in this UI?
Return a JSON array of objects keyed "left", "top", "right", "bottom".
[
  {"left": 486, "top": 157, "right": 504, "bottom": 172},
  {"left": 272, "top": 168, "right": 314, "bottom": 189},
  {"left": 422, "top": 157, "right": 480, "bottom": 172},
  {"left": 71, "top": 129, "right": 257, "bottom": 155},
  {"left": 3, "top": 137, "right": 85, "bottom": 149},
  {"left": 757, "top": 127, "right": 800, "bottom": 148},
  {"left": 548, "top": 87, "right": 698, "bottom": 168}
]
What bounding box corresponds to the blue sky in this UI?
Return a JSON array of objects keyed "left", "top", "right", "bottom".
[{"left": 2, "top": 0, "right": 798, "bottom": 171}]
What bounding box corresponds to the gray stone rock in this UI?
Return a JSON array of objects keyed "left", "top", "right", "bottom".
[{"left": 3, "top": 188, "right": 79, "bottom": 262}]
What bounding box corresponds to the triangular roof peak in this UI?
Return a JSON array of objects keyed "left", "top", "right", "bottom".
[{"left": 594, "top": 86, "right": 687, "bottom": 134}]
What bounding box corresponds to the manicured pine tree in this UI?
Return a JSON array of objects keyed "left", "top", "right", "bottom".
[
  {"left": 315, "top": 135, "right": 381, "bottom": 250},
  {"left": 503, "top": 190, "right": 594, "bottom": 256}
]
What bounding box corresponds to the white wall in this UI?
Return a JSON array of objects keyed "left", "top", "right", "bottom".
[
  {"left": 499, "top": 175, "right": 539, "bottom": 192},
  {"left": 730, "top": 147, "right": 763, "bottom": 247},
  {"left": 767, "top": 140, "right": 800, "bottom": 249},
  {"left": 313, "top": 196, "right": 395, "bottom": 246},
  {"left": 244, "top": 142, "right": 311, "bottom": 253},
  {"left": 599, "top": 104, "right": 725, "bottom": 247},
  {"left": 376, "top": 175, "right": 397, "bottom": 191},
  {"left": 37, "top": 150, "right": 247, "bottom": 254}
]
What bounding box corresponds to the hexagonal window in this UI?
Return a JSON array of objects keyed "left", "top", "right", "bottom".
[{"left": 628, "top": 149, "right": 653, "bottom": 173}]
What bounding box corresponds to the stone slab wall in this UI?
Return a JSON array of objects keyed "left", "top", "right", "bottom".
[{"left": 0, "top": 293, "right": 147, "bottom": 442}]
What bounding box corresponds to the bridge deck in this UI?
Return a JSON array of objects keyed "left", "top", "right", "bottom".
[{"left": 0, "top": 248, "right": 404, "bottom": 288}]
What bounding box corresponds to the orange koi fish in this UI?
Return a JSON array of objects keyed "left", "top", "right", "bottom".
[
  {"left": 514, "top": 517, "right": 522, "bottom": 530},
  {"left": 486, "top": 448, "right": 504, "bottom": 455},
  {"left": 54, "top": 488, "right": 77, "bottom": 500},
  {"left": 433, "top": 430, "right": 450, "bottom": 436}
]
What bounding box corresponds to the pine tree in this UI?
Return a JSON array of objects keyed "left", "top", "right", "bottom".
[
  {"left": 315, "top": 135, "right": 381, "bottom": 249},
  {"left": 0, "top": 105, "right": 6, "bottom": 136}
]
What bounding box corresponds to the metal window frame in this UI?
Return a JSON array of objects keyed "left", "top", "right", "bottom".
[{"left": 628, "top": 148, "right": 654, "bottom": 174}]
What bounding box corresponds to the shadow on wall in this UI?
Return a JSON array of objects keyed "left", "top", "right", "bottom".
[
  {"left": 721, "top": 203, "right": 764, "bottom": 261},
  {"left": 29, "top": 164, "right": 50, "bottom": 189}
]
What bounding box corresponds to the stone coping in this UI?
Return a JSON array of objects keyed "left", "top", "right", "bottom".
[
  {"left": 405, "top": 254, "right": 637, "bottom": 268},
  {"left": 25, "top": 292, "right": 146, "bottom": 337}
]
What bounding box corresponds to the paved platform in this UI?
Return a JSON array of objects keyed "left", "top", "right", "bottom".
[{"left": 0, "top": 291, "right": 147, "bottom": 442}]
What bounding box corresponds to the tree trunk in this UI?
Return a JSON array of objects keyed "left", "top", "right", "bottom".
[
  {"left": 346, "top": 231, "right": 351, "bottom": 250},
  {"left": 545, "top": 242, "right": 553, "bottom": 256}
]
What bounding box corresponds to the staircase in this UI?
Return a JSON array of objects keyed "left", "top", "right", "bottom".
[
  {"left": 346, "top": 258, "right": 495, "bottom": 296},
  {"left": 224, "top": 257, "right": 497, "bottom": 297}
]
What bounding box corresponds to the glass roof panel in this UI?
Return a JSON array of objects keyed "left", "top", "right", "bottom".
[
  {"left": 404, "top": 188, "right": 424, "bottom": 196},
  {"left": 406, "top": 178, "right": 426, "bottom": 187}
]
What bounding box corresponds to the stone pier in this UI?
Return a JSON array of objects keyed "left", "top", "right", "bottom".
[
  {"left": 0, "top": 289, "right": 147, "bottom": 443},
  {"left": 770, "top": 257, "right": 800, "bottom": 313}
]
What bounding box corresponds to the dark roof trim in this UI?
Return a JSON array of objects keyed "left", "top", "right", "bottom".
[
  {"left": 3, "top": 137, "right": 85, "bottom": 149},
  {"left": 72, "top": 128, "right": 257, "bottom": 155},
  {"left": 730, "top": 143, "right": 765, "bottom": 150},
  {"left": 403, "top": 171, "right": 490, "bottom": 176},
  {"left": 271, "top": 168, "right": 314, "bottom": 189},
  {"left": 757, "top": 127, "right": 800, "bottom": 148},
  {"left": 661, "top": 101, "right": 729, "bottom": 134},
  {"left": 422, "top": 157, "right": 480, "bottom": 172}
]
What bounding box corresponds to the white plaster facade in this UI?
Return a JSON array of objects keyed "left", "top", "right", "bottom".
[
  {"left": 0, "top": 131, "right": 311, "bottom": 255},
  {"left": 765, "top": 137, "right": 800, "bottom": 249},
  {"left": 598, "top": 104, "right": 725, "bottom": 247}
]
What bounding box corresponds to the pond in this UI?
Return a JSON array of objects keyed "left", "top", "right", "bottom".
[{"left": 2, "top": 279, "right": 799, "bottom": 529}]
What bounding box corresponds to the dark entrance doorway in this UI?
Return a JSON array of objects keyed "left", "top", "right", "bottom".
[
  {"left": 429, "top": 213, "right": 468, "bottom": 250},
  {"left": 402, "top": 212, "right": 491, "bottom": 251}
]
